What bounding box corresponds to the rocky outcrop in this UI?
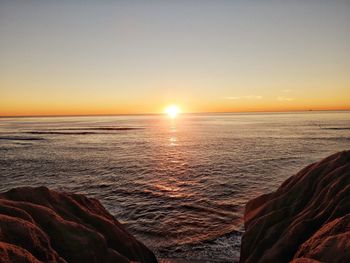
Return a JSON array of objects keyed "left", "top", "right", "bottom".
[
  {"left": 240, "top": 150, "right": 350, "bottom": 263},
  {"left": 0, "top": 186, "right": 157, "bottom": 263}
]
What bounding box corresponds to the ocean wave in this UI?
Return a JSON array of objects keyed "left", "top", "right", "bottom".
[
  {"left": 0, "top": 136, "right": 45, "bottom": 141},
  {"left": 321, "top": 127, "right": 350, "bottom": 130},
  {"left": 155, "top": 228, "right": 242, "bottom": 262},
  {"left": 307, "top": 137, "right": 350, "bottom": 141},
  {"left": 180, "top": 203, "right": 234, "bottom": 218},
  {"left": 55, "top": 127, "right": 144, "bottom": 131},
  {"left": 25, "top": 131, "right": 102, "bottom": 135},
  {"left": 24, "top": 127, "right": 143, "bottom": 135}
]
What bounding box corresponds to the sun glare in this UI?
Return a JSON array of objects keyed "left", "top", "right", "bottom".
[{"left": 165, "top": 105, "right": 181, "bottom": 118}]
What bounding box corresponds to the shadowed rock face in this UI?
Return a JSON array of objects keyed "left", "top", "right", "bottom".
[
  {"left": 0, "top": 186, "right": 157, "bottom": 263},
  {"left": 240, "top": 150, "right": 350, "bottom": 263}
]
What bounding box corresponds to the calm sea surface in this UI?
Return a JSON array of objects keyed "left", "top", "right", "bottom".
[{"left": 1, "top": 111, "right": 349, "bottom": 262}]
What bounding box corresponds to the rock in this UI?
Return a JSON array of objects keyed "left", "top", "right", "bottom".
[
  {"left": 240, "top": 150, "right": 350, "bottom": 263},
  {"left": 0, "top": 186, "right": 157, "bottom": 263}
]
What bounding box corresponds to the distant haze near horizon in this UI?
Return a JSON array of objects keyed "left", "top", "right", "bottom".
[{"left": 1, "top": 1, "right": 350, "bottom": 116}]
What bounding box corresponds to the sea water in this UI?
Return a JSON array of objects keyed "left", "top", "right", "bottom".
[{"left": 1, "top": 111, "right": 349, "bottom": 262}]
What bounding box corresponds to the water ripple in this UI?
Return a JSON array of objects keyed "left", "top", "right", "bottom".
[{"left": 1, "top": 112, "right": 349, "bottom": 261}]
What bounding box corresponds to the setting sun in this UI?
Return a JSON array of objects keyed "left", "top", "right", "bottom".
[{"left": 165, "top": 105, "right": 181, "bottom": 118}]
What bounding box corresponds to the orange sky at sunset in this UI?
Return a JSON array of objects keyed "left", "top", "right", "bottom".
[{"left": 1, "top": 1, "right": 349, "bottom": 116}]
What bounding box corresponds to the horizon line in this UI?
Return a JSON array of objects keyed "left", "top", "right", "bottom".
[{"left": 1, "top": 109, "right": 350, "bottom": 118}]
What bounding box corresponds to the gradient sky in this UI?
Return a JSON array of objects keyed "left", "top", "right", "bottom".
[{"left": 1, "top": 1, "right": 350, "bottom": 116}]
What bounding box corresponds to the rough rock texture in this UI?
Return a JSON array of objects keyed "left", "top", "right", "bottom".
[
  {"left": 240, "top": 150, "right": 350, "bottom": 263},
  {"left": 0, "top": 186, "right": 157, "bottom": 263}
]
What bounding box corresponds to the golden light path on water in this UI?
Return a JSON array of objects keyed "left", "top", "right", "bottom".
[{"left": 152, "top": 115, "right": 192, "bottom": 201}]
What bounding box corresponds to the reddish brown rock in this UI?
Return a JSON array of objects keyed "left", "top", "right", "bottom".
[
  {"left": 0, "top": 186, "right": 157, "bottom": 263},
  {"left": 240, "top": 150, "right": 350, "bottom": 263}
]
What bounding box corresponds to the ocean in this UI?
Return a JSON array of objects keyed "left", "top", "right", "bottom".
[{"left": 0, "top": 111, "right": 349, "bottom": 262}]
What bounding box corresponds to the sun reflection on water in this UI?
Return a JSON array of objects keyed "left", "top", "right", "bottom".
[
  {"left": 147, "top": 116, "right": 195, "bottom": 200},
  {"left": 169, "top": 136, "right": 177, "bottom": 146}
]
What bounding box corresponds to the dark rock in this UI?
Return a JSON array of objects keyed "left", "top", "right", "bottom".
[
  {"left": 0, "top": 186, "right": 157, "bottom": 263},
  {"left": 240, "top": 151, "right": 350, "bottom": 263}
]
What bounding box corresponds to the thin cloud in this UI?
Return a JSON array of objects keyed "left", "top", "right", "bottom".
[
  {"left": 225, "top": 95, "right": 262, "bottom": 100},
  {"left": 244, "top": 95, "right": 262, "bottom": 100},
  {"left": 282, "top": 89, "right": 292, "bottom": 93},
  {"left": 277, "top": 96, "right": 294, "bottom": 101},
  {"left": 225, "top": 96, "right": 240, "bottom": 100}
]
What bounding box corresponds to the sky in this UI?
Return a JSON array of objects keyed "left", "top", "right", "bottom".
[{"left": 1, "top": 0, "right": 350, "bottom": 116}]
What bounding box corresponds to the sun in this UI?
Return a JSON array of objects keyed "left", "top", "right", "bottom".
[{"left": 164, "top": 105, "right": 181, "bottom": 118}]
